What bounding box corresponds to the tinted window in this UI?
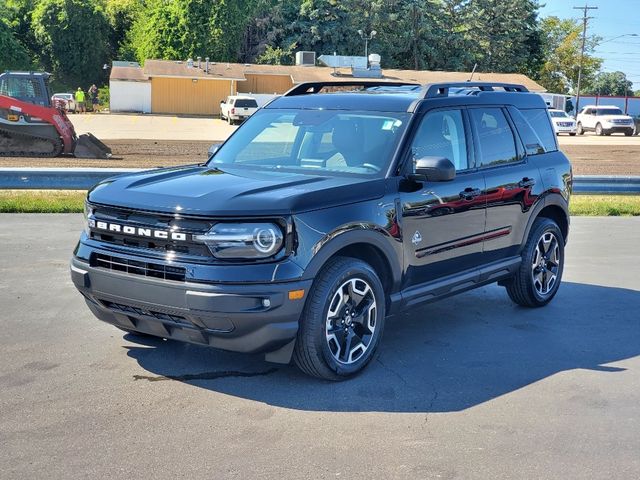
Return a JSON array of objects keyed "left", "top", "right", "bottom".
[
  {"left": 210, "top": 109, "right": 409, "bottom": 176},
  {"left": 469, "top": 108, "right": 518, "bottom": 167},
  {"left": 507, "top": 107, "right": 544, "bottom": 156},
  {"left": 235, "top": 99, "right": 258, "bottom": 108},
  {"left": 410, "top": 109, "right": 468, "bottom": 171},
  {"left": 596, "top": 108, "right": 623, "bottom": 116},
  {"left": 520, "top": 108, "right": 557, "bottom": 153}
]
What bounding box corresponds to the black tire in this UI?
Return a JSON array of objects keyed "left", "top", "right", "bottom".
[
  {"left": 293, "top": 256, "right": 386, "bottom": 381},
  {"left": 576, "top": 122, "right": 584, "bottom": 135},
  {"left": 625, "top": 130, "right": 633, "bottom": 137},
  {"left": 569, "top": 133, "right": 576, "bottom": 136},
  {"left": 505, "top": 218, "right": 564, "bottom": 308}
]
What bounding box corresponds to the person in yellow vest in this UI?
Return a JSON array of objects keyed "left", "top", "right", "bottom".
[{"left": 75, "top": 87, "right": 86, "bottom": 113}]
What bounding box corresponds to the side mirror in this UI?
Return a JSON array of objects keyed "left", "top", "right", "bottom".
[
  {"left": 411, "top": 156, "right": 456, "bottom": 182},
  {"left": 208, "top": 143, "right": 221, "bottom": 159}
]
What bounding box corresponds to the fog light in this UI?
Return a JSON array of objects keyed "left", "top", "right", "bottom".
[{"left": 262, "top": 298, "right": 271, "bottom": 308}]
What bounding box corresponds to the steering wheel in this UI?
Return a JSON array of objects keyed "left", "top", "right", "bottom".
[{"left": 361, "top": 163, "right": 381, "bottom": 172}]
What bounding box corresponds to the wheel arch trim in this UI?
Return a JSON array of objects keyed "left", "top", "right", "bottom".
[
  {"left": 301, "top": 227, "right": 402, "bottom": 292},
  {"left": 520, "top": 193, "right": 570, "bottom": 249}
]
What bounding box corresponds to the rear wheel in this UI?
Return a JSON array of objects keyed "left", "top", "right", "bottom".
[
  {"left": 294, "top": 257, "right": 385, "bottom": 381},
  {"left": 505, "top": 218, "right": 564, "bottom": 308}
]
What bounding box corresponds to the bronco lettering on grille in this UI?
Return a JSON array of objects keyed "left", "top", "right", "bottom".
[{"left": 91, "top": 219, "right": 188, "bottom": 241}]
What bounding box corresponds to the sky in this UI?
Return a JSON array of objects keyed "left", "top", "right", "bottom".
[{"left": 539, "top": 0, "right": 640, "bottom": 90}]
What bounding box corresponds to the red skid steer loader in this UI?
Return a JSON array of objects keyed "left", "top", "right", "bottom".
[{"left": 0, "top": 71, "right": 111, "bottom": 158}]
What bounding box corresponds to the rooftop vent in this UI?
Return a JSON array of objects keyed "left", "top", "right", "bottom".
[{"left": 295, "top": 51, "right": 316, "bottom": 66}]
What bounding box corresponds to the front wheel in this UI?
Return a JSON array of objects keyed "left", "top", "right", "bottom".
[
  {"left": 505, "top": 218, "right": 564, "bottom": 308},
  {"left": 294, "top": 257, "right": 385, "bottom": 381},
  {"left": 577, "top": 122, "right": 584, "bottom": 135},
  {"left": 595, "top": 123, "right": 604, "bottom": 136}
]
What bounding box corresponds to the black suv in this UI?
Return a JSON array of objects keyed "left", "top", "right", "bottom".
[{"left": 71, "top": 81, "right": 572, "bottom": 380}]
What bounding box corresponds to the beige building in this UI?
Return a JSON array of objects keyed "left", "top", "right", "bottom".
[{"left": 110, "top": 59, "right": 546, "bottom": 116}]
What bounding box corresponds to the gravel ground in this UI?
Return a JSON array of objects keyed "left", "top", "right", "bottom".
[{"left": 0, "top": 140, "right": 638, "bottom": 175}]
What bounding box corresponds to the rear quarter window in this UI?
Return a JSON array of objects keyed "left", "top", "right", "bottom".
[{"left": 519, "top": 108, "right": 557, "bottom": 153}]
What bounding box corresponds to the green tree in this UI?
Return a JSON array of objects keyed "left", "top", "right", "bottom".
[
  {"left": 466, "top": 0, "right": 543, "bottom": 74},
  {"left": 32, "top": 0, "right": 111, "bottom": 89},
  {"left": 129, "top": 0, "right": 258, "bottom": 63},
  {"left": 585, "top": 71, "right": 634, "bottom": 96},
  {"left": 105, "top": 0, "right": 143, "bottom": 61},
  {"left": 537, "top": 16, "right": 602, "bottom": 94},
  {"left": 0, "top": 17, "right": 31, "bottom": 71},
  {"left": 429, "top": 0, "right": 475, "bottom": 72}
]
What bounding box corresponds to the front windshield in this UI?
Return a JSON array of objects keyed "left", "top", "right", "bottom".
[
  {"left": 209, "top": 108, "right": 409, "bottom": 176},
  {"left": 596, "top": 108, "right": 623, "bottom": 116},
  {"left": 549, "top": 110, "right": 568, "bottom": 118}
]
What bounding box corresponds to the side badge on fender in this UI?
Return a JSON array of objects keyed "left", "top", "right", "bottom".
[{"left": 412, "top": 230, "right": 422, "bottom": 246}]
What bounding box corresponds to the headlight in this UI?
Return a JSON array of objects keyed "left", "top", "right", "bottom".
[
  {"left": 194, "top": 223, "right": 284, "bottom": 259},
  {"left": 83, "top": 201, "right": 95, "bottom": 235}
]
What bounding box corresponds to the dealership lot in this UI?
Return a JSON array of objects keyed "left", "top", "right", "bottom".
[{"left": 0, "top": 214, "right": 639, "bottom": 479}]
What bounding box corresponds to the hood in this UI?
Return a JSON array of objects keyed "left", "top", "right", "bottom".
[
  {"left": 88, "top": 165, "right": 385, "bottom": 216},
  {"left": 598, "top": 115, "right": 633, "bottom": 121},
  {"left": 552, "top": 117, "right": 575, "bottom": 123}
]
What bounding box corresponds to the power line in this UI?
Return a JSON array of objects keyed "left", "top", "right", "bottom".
[{"left": 574, "top": 4, "right": 598, "bottom": 114}]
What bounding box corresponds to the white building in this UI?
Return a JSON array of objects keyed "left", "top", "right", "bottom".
[{"left": 109, "top": 61, "right": 151, "bottom": 113}]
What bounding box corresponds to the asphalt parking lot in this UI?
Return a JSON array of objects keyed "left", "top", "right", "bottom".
[{"left": 1, "top": 215, "right": 639, "bottom": 479}]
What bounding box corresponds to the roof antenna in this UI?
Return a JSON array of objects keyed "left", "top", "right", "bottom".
[{"left": 468, "top": 63, "right": 478, "bottom": 82}]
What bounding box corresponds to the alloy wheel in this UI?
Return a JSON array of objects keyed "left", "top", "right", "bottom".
[
  {"left": 325, "top": 277, "right": 377, "bottom": 365},
  {"left": 531, "top": 231, "right": 560, "bottom": 296}
]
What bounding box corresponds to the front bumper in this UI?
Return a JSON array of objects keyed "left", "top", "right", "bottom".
[
  {"left": 602, "top": 125, "right": 634, "bottom": 134},
  {"left": 70, "top": 256, "right": 312, "bottom": 357},
  {"left": 554, "top": 125, "right": 577, "bottom": 134}
]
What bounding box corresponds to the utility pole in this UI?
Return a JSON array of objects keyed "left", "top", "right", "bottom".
[{"left": 573, "top": 5, "right": 598, "bottom": 116}]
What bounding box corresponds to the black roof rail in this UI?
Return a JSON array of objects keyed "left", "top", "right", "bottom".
[
  {"left": 284, "top": 81, "right": 421, "bottom": 97},
  {"left": 423, "top": 82, "right": 529, "bottom": 98}
]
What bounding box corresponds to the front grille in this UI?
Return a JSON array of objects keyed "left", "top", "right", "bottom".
[
  {"left": 558, "top": 122, "right": 574, "bottom": 127},
  {"left": 611, "top": 119, "right": 632, "bottom": 125},
  {"left": 101, "top": 300, "right": 190, "bottom": 325},
  {"left": 92, "top": 253, "right": 186, "bottom": 282},
  {"left": 88, "top": 204, "right": 213, "bottom": 257}
]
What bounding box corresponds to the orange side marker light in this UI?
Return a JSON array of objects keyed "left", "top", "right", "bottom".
[{"left": 288, "top": 289, "right": 305, "bottom": 300}]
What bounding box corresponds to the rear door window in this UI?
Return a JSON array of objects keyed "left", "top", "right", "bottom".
[{"left": 469, "top": 108, "right": 519, "bottom": 167}]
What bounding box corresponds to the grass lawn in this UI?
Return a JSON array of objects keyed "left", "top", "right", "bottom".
[
  {"left": 569, "top": 195, "right": 640, "bottom": 216},
  {"left": 0, "top": 190, "right": 86, "bottom": 213},
  {"left": 0, "top": 190, "right": 639, "bottom": 216}
]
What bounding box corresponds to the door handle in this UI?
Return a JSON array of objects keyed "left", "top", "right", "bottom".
[
  {"left": 518, "top": 177, "right": 536, "bottom": 188},
  {"left": 459, "top": 187, "right": 482, "bottom": 200}
]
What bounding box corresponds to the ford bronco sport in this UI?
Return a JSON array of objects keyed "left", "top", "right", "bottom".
[{"left": 71, "top": 81, "right": 572, "bottom": 380}]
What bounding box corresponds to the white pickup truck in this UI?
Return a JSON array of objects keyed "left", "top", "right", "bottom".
[
  {"left": 219, "top": 95, "right": 258, "bottom": 125},
  {"left": 576, "top": 105, "right": 635, "bottom": 136}
]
